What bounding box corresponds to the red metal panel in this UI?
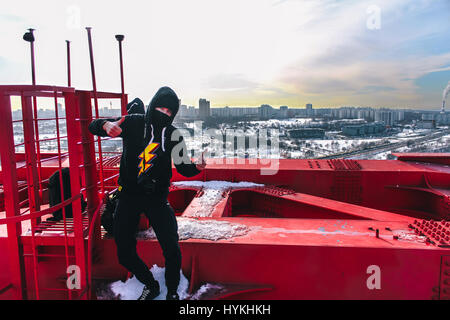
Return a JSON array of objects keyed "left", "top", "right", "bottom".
[
  {"left": 64, "top": 91, "right": 88, "bottom": 298},
  {"left": 0, "top": 93, "right": 27, "bottom": 299},
  {"left": 95, "top": 237, "right": 446, "bottom": 299},
  {"left": 77, "top": 91, "right": 101, "bottom": 241},
  {"left": 394, "top": 153, "right": 450, "bottom": 166}
]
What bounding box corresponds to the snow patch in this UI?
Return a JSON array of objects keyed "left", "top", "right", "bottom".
[
  {"left": 394, "top": 231, "right": 427, "bottom": 243},
  {"left": 137, "top": 217, "right": 250, "bottom": 241},
  {"left": 109, "top": 264, "right": 190, "bottom": 300},
  {"left": 103, "top": 265, "right": 225, "bottom": 300},
  {"left": 172, "top": 180, "right": 264, "bottom": 190},
  {"left": 189, "top": 283, "right": 225, "bottom": 300}
]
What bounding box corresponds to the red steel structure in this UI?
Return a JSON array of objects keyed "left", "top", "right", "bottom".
[{"left": 0, "top": 84, "right": 449, "bottom": 300}]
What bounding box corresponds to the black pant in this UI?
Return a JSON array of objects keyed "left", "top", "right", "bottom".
[{"left": 113, "top": 188, "right": 181, "bottom": 292}]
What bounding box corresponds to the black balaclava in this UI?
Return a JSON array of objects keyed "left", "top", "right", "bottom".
[
  {"left": 127, "top": 98, "right": 145, "bottom": 114},
  {"left": 145, "top": 86, "right": 179, "bottom": 130}
]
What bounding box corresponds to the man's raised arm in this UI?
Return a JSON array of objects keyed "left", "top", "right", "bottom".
[{"left": 88, "top": 116, "right": 127, "bottom": 138}]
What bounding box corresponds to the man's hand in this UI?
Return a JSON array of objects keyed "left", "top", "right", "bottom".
[
  {"left": 195, "top": 151, "right": 207, "bottom": 171},
  {"left": 103, "top": 116, "right": 125, "bottom": 138}
]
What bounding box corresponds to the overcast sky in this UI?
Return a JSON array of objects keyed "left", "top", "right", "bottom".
[{"left": 1, "top": 0, "right": 449, "bottom": 109}]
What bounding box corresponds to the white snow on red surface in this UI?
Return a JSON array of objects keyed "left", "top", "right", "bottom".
[
  {"left": 107, "top": 264, "right": 223, "bottom": 300},
  {"left": 109, "top": 264, "right": 189, "bottom": 300},
  {"left": 137, "top": 217, "right": 250, "bottom": 241},
  {"left": 189, "top": 283, "right": 225, "bottom": 300},
  {"left": 172, "top": 180, "right": 264, "bottom": 189}
]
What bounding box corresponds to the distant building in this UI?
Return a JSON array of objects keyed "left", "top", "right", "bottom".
[
  {"left": 279, "top": 106, "right": 288, "bottom": 118},
  {"left": 211, "top": 106, "right": 230, "bottom": 118},
  {"left": 179, "top": 104, "right": 188, "bottom": 117},
  {"left": 373, "top": 109, "right": 405, "bottom": 126},
  {"left": 259, "top": 104, "right": 274, "bottom": 119},
  {"left": 342, "top": 122, "right": 385, "bottom": 136},
  {"left": 174, "top": 104, "right": 185, "bottom": 121},
  {"left": 416, "top": 120, "right": 435, "bottom": 129},
  {"left": 306, "top": 103, "right": 313, "bottom": 117},
  {"left": 339, "top": 107, "right": 356, "bottom": 119},
  {"left": 210, "top": 106, "right": 259, "bottom": 118},
  {"left": 199, "top": 98, "right": 210, "bottom": 119},
  {"left": 436, "top": 112, "right": 450, "bottom": 125},
  {"left": 289, "top": 128, "right": 325, "bottom": 139},
  {"left": 404, "top": 111, "right": 422, "bottom": 122},
  {"left": 422, "top": 113, "right": 434, "bottom": 121},
  {"left": 287, "top": 109, "right": 296, "bottom": 118},
  {"left": 418, "top": 111, "right": 450, "bottom": 125},
  {"left": 177, "top": 104, "right": 197, "bottom": 119},
  {"left": 374, "top": 109, "right": 394, "bottom": 126},
  {"left": 393, "top": 110, "right": 405, "bottom": 122},
  {"left": 357, "top": 108, "right": 375, "bottom": 121}
]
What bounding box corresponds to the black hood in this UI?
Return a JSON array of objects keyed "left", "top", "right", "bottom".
[
  {"left": 145, "top": 86, "right": 179, "bottom": 128},
  {"left": 127, "top": 98, "right": 145, "bottom": 114}
]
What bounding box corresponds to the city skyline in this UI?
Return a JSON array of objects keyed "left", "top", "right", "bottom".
[{"left": 1, "top": 0, "right": 449, "bottom": 110}]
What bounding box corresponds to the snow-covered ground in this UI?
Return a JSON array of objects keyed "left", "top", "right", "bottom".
[
  {"left": 352, "top": 134, "right": 450, "bottom": 160},
  {"left": 180, "top": 122, "right": 449, "bottom": 160},
  {"left": 394, "top": 128, "right": 433, "bottom": 139},
  {"left": 101, "top": 264, "right": 224, "bottom": 300},
  {"left": 137, "top": 217, "right": 251, "bottom": 241}
]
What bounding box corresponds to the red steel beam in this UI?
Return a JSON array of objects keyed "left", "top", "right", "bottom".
[{"left": 0, "top": 93, "right": 27, "bottom": 299}]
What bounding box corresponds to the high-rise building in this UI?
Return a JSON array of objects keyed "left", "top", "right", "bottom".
[
  {"left": 210, "top": 106, "right": 259, "bottom": 118},
  {"left": 393, "top": 110, "right": 405, "bottom": 122},
  {"left": 188, "top": 106, "right": 197, "bottom": 119},
  {"left": 179, "top": 104, "right": 188, "bottom": 118},
  {"left": 199, "top": 98, "right": 210, "bottom": 119},
  {"left": 374, "top": 109, "right": 394, "bottom": 126},
  {"left": 306, "top": 103, "right": 313, "bottom": 117},
  {"left": 259, "top": 104, "right": 274, "bottom": 119},
  {"left": 280, "top": 106, "right": 288, "bottom": 118}
]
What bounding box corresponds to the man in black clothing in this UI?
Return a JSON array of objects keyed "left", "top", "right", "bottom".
[{"left": 88, "top": 87, "right": 205, "bottom": 300}]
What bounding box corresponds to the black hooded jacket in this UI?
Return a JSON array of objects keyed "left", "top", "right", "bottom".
[{"left": 88, "top": 87, "right": 200, "bottom": 193}]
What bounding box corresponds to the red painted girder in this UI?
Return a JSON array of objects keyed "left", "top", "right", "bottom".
[
  {"left": 184, "top": 217, "right": 442, "bottom": 250},
  {"left": 273, "top": 192, "right": 412, "bottom": 222},
  {"left": 393, "top": 153, "right": 450, "bottom": 166}
]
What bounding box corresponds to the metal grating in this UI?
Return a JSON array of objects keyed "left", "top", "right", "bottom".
[
  {"left": 328, "top": 159, "right": 362, "bottom": 171},
  {"left": 410, "top": 219, "right": 450, "bottom": 247}
]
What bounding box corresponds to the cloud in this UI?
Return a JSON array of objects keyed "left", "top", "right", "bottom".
[
  {"left": 0, "top": 14, "right": 23, "bottom": 22},
  {"left": 272, "top": 0, "right": 450, "bottom": 107},
  {"left": 205, "top": 73, "right": 259, "bottom": 92}
]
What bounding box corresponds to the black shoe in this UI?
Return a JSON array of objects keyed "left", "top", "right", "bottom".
[
  {"left": 166, "top": 291, "right": 179, "bottom": 300},
  {"left": 138, "top": 281, "right": 160, "bottom": 300}
]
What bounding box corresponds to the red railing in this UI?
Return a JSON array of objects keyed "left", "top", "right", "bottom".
[{"left": 0, "top": 84, "right": 127, "bottom": 299}]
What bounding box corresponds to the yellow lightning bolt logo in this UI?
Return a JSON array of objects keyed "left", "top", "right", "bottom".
[{"left": 138, "top": 142, "right": 160, "bottom": 176}]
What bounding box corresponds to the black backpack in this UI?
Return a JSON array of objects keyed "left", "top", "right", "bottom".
[
  {"left": 47, "top": 168, "right": 87, "bottom": 221},
  {"left": 101, "top": 189, "right": 119, "bottom": 236}
]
